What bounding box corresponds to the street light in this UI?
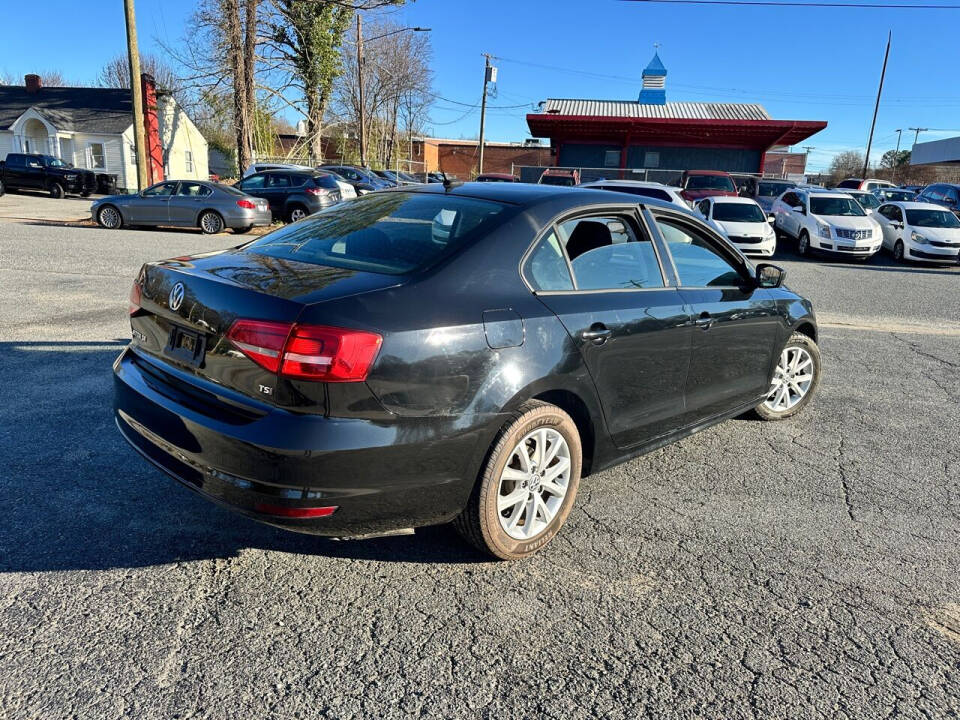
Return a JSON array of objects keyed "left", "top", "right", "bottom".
[{"left": 355, "top": 20, "right": 431, "bottom": 167}]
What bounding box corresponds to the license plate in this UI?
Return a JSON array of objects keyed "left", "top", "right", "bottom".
[{"left": 166, "top": 326, "right": 205, "bottom": 366}]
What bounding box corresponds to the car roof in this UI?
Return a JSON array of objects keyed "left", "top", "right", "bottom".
[
  {"left": 884, "top": 201, "right": 952, "bottom": 210},
  {"left": 579, "top": 180, "right": 675, "bottom": 190},
  {"left": 705, "top": 196, "right": 760, "bottom": 205},
  {"left": 684, "top": 169, "right": 730, "bottom": 176}
]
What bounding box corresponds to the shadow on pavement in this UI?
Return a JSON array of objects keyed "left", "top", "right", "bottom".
[
  {"left": 777, "top": 245, "right": 960, "bottom": 276},
  {"left": 0, "top": 341, "right": 487, "bottom": 573}
]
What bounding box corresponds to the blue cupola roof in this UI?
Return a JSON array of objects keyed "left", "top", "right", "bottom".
[{"left": 638, "top": 51, "right": 667, "bottom": 105}]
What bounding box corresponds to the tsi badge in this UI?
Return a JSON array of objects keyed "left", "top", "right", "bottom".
[
  {"left": 168, "top": 282, "right": 185, "bottom": 312},
  {"left": 258, "top": 384, "right": 274, "bottom": 396}
]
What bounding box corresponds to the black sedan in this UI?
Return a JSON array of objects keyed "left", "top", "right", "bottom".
[{"left": 115, "top": 183, "right": 821, "bottom": 559}]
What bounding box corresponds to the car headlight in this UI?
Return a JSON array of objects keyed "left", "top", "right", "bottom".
[
  {"left": 911, "top": 231, "right": 928, "bottom": 244},
  {"left": 817, "top": 222, "right": 832, "bottom": 239},
  {"left": 64, "top": 174, "right": 78, "bottom": 180}
]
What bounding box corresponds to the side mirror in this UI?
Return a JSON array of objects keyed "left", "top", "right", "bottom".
[
  {"left": 767, "top": 215, "right": 776, "bottom": 223},
  {"left": 756, "top": 263, "right": 786, "bottom": 289}
]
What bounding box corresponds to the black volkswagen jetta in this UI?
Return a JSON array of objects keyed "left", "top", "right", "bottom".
[{"left": 115, "top": 183, "right": 820, "bottom": 559}]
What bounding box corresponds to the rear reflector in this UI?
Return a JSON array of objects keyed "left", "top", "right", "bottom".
[
  {"left": 226, "top": 320, "right": 382, "bottom": 382},
  {"left": 254, "top": 503, "right": 338, "bottom": 518},
  {"left": 236, "top": 199, "right": 257, "bottom": 209}
]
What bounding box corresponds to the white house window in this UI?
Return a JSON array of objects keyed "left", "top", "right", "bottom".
[
  {"left": 603, "top": 150, "right": 621, "bottom": 168},
  {"left": 129, "top": 144, "right": 137, "bottom": 163},
  {"left": 185, "top": 150, "right": 194, "bottom": 173},
  {"left": 88, "top": 143, "right": 106, "bottom": 170}
]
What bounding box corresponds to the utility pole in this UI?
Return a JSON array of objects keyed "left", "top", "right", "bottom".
[
  {"left": 862, "top": 31, "right": 891, "bottom": 180},
  {"left": 123, "top": 0, "right": 148, "bottom": 190},
  {"left": 908, "top": 127, "right": 928, "bottom": 146},
  {"left": 478, "top": 54, "right": 496, "bottom": 175},
  {"left": 357, "top": 13, "right": 366, "bottom": 168},
  {"left": 892, "top": 128, "right": 903, "bottom": 182}
]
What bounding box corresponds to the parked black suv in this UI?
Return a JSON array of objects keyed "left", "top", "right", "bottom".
[
  {"left": 234, "top": 170, "right": 342, "bottom": 222},
  {"left": 0, "top": 153, "right": 96, "bottom": 198}
]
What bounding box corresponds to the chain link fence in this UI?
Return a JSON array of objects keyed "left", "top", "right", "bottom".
[{"left": 512, "top": 165, "right": 790, "bottom": 186}]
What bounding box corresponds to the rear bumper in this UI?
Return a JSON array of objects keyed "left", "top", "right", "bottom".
[
  {"left": 223, "top": 208, "right": 272, "bottom": 229},
  {"left": 113, "top": 347, "right": 501, "bottom": 535}
]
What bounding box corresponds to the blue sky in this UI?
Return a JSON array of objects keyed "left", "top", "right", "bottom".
[{"left": 3, "top": 0, "right": 959, "bottom": 171}]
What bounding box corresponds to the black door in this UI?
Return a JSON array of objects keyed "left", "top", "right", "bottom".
[
  {"left": 526, "top": 212, "right": 692, "bottom": 449},
  {"left": 3, "top": 154, "right": 30, "bottom": 188},
  {"left": 651, "top": 212, "right": 779, "bottom": 423}
]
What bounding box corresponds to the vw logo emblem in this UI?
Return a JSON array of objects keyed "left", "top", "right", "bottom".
[{"left": 168, "top": 282, "right": 185, "bottom": 312}]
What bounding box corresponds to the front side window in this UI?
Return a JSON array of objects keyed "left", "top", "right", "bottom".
[
  {"left": 922, "top": 185, "right": 945, "bottom": 201},
  {"left": 696, "top": 200, "right": 711, "bottom": 217},
  {"left": 239, "top": 174, "right": 266, "bottom": 190},
  {"left": 906, "top": 209, "right": 960, "bottom": 228},
  {"left": 247, "top": 192, "right": 513, "bottom": 275},
  {"left": 88, "top": 143, "right": 106, "bottom": 170},
  {"left": 810, "top": 196, "right": 866, "bottom": 217},
  {"left": 555, "top": 216, "right": 664, "bottom": 291},
  {"left": 142, "top": 181, "right": 178, "bottom": 197},
  {"left": 782, "top": 192, "right": 799, "bottom": 208},
  {"left": 850, "top": 193, "right": 880, "bottom": 210},
  {"left": 524, "top": 231, "right": 573, "bottom": 292},
  {"left": 711, "top": 202, "right": 766, "bottom": 223},
  {"left": 656, "top": 217, "right": 744, "bottom": 288},
  {"left": 758, "top": 181, "right": 793, "bottom": 197}
]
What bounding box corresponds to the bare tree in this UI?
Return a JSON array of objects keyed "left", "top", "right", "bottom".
[
  {"left": 98, "top": 53, "right": 185, "bottom": 103},
  {"left": 828, "top": 150, "right": 866, "bottom": 183},
  {"left": 0, "top": 69, "right": 73, "bottom": 86}
]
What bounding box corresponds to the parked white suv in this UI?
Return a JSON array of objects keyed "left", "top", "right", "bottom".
[
  {"left": 578, "top": 180, "right": 688, "bottom": 209},
  {"left": 836, "top": 178, "right": 896, "bottom": 192},
  {"left": 874, "top": 201, "right": 960, "bottom": 263},
  {"left": 694, "top": 196, "right": 776, "bottom": 257},
  {"left": 773, "top": 189, "right": 882, "bottom": 258}
]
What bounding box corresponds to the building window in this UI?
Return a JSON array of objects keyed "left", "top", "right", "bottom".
[
  {"left": 185, "top": 150, "right": 194, "bottom": 173},
  {"left": 644, "top": 151, "right": 660, "bottom": 168},
  {"left": 604, "top": 150, "right": 621, "bottom": 168},
  {"left": 88, "top": 143, "right": 106, "bottom": 170},
  {"left": 129, "top": 144, "right": 137, "bottom": 164}
]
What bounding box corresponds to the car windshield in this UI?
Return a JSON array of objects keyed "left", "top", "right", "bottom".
[
  {"left": 540, "top": 175, "right": 576, "bottom": 186},
  {"left": 881, "top": 191, "right": 915, "bottom": 201},
  {"left": 758, "top": 182, "right": 793, "bottom": 197},
  {"left": 906, "top": 209, "right": 960, "bottom": 228},
  {"left": 246, "top": 192, "right": 514, "bottom": 275},
  {"left": 810, "top": 196, "right": 866, "bottom": 217},
  {"left": 711, "top": 202, "right": 766, "bottom": 223},
  {"left": 686, "top": 175, "right": 736, "bottom": 192},
  {"left": 850, "top": 193, "right": 880, "bottom": 209}
]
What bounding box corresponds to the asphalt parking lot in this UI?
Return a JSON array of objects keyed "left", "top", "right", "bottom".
[{"left": 1, "top": 213, "right": 959, "bottom": 719}]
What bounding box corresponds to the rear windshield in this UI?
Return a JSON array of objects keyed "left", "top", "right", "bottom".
[
  {"left": 311, "top": 173, "right": 340, "bottom": 189},
  {"left": 758, "top": 181, "right": 793, "bottom": 197},
  {"left": 810, "top": 196, "right": 866, "bottom": 217},
  {"left": 849, "top": 192, "right": 880, "bottom": 209},
  {"left": 711, "top": 202, "right": 766, "bottom": 223},
  {"left": 686, "top": 175, "right": 736, "bottom": 192},
  {"left": 879, "top": 190, "right": 915, "bottom": 201},
  {"left": 540, "top": 175, "right": 576, "bottom": 186},
  {"left": 604, "top": 186, "right": 671, "bottom": 202},
  {"left": 906, "top": 209, "right": 960, "bottom": 228},
  {"left": 245, "top": 192, "right": 513, "bottom": 275}
]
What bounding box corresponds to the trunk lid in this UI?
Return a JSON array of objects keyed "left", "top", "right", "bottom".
[{"left": 130, "top": 248, "right": 401, "bottom": 407}]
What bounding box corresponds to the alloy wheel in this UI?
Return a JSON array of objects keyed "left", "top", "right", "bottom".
[
  {"left": 290, "top": 207, "right": 307, "bottom": 222},
  {"left": 200, "top": 212, "right": 223, "bottom": 234},
  {"left": 798, "top": 232, "right": 809, "bottom": 256},
  {"left": 99, "top": 207, "right": 120, "bottom": 229},
  {"left": 496, "top": 427, "right": 571, "bottom": 540},
  {"left": 764, "top": 346, "right": 814, "bottom": 413}
]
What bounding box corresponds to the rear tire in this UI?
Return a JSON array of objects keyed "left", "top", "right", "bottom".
[
  {"left": 287, "top": 204, "right": 308, "bottom": 223},
  {"left": 49, "top": 182, "right": 65, "bottom": 199},
  {"left": 0, "top": 178, "right": 5, "bottom": 196},
  {"left": 454, "top": 400, "right": 582, "bottom": 560},
  {"left": 797, "top": 230, "right": 810, "bottom": 257},
  {"left": 199, "top": 210, "right": 224, "bottom": 234},
  {"left": 234, "top": 225, "right": 254, "bottom": 234},
  {"left": 753, "top": 332, "right": 821, "bottom": 421}
]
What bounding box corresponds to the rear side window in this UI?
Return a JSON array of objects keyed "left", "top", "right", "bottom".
[
  {"left": 556, "top": 216, "right": 664, "bottom": 291},
  {"left": 7, "top": 154, "right": 25, "bottom": 167},
  {"left": 246, "top": 192, "right": 513, "bottom": 275},
  {"left": 312, "top": 174, "right": 340, "bottom": 190},
  {"left": 266, "top": 174, "right": 291, "bottom": 188},
  {"left": 524, "top": 231, "right": 573, "bottom": 291}
]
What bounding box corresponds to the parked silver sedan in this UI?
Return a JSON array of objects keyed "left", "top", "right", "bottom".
[{"left": 92, "top": 180, "right": 272, "bottom": 234}]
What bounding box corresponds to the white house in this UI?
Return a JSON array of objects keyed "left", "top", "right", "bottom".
[{"left": 0, "top": 74, "right": 208, "bottom": 192}]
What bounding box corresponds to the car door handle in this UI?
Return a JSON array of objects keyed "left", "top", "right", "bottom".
[
  {"left": 694, "top": 312, "right": 714, "bottom": 330},
  {"left": 581, "top": 325, "right": 611, "bottom": 344}
]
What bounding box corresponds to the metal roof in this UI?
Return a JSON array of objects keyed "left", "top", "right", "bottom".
[{"left": 542, "top": 99, "right": 771, "bottom": 121}]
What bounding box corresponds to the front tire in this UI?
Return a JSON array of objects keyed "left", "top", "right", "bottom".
[
  {"left": 96, "top": 205, "right": 123, "bottom": 229},
  {"left": 454, "top": 400, "right": 582, "bottom": 560},
  {"left": 199, "top": 210, "right": 224, "bottom": 234},
  {"left": 753, "top": 332, "right": 821, "bottom": 421},
  {"left": 797, "top": 230, "right": 810, "bottom": 257},
  {"left": 49, "top": 182, "right": 65, "bottom": 199},
  {"left": 893, "top": 240, "right": 905, "bottom": 262}
]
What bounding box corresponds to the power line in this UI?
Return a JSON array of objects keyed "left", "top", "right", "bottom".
[{"left": 622, "top": 0, "right": 960, "bottom": 8}]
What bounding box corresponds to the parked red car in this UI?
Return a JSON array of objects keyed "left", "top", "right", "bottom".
[{"left": 678, "top": 170, "right": 738, "bottom": 204}]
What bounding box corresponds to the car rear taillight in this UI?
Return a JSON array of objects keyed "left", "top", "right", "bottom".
[
  {"left": 129, "top": 280, "right": 142, "bottom": 315},
  {"left": 304, "top": 187, "right": 330, "bottom": 196},
  {"left": 226, "top": 320, "right": 382, "bottom": 382},
  {"left": 236, "top": 199, "right": 257, "bottom": 209}
]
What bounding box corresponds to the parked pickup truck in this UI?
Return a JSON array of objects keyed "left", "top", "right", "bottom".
[{"left": 0, "top": 153, "right": 97, "bottom": 198}]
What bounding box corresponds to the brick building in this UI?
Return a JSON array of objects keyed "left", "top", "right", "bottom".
[{"left": 410, "top": 138, "right": 553, "bottom": 178}]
